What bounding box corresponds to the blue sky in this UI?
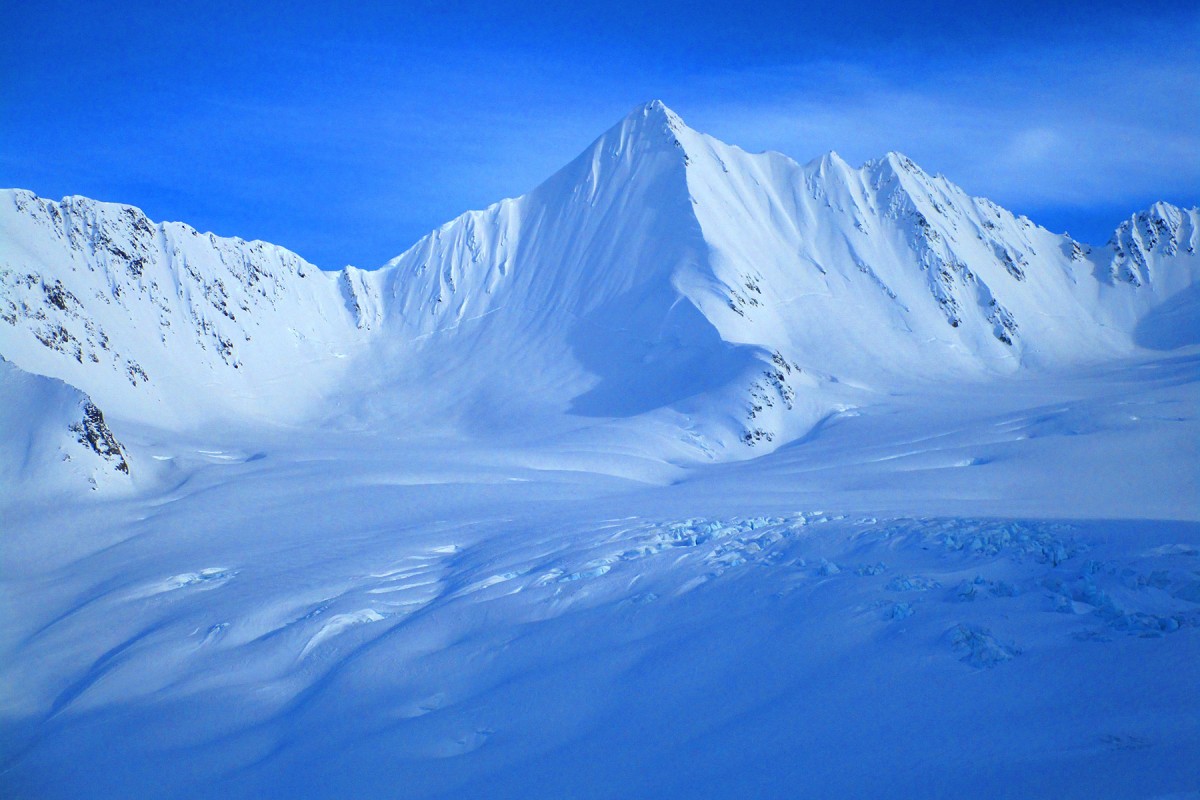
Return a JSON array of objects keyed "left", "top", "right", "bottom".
[{"left": 3, "top": 1, "right": 1197, "bottom": 268}]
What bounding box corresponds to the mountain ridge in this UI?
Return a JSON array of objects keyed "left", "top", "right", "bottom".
[{"left": 2, "top": 101, "right": 1197, "bottom": 482}]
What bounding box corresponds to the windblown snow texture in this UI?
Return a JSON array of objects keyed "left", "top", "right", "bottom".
[{"left": 1, "top": 102, "right": 1198, "bottom": 800}]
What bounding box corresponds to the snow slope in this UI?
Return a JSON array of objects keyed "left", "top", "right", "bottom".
[
  {"left": 2, "top": 101, "right": 1197, "bottom": 454},
  {"left": 363, "top": 101, "right": 1200, "bottom": 448},
  {"left": 1, "top": 101, "right": 1199, "bottom": 799},
  {"left": 0, "top": 191, "right": 364, "bottom": 427},
  {"left": 1, "top": 354, "right": 1198, "bottom": 799},
  {"left": 0, "top": 358, "right": 130, "bottom": 493}
]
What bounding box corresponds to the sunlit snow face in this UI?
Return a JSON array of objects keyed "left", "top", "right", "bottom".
[{"left": 4, "top": 2, "right": 1196, "bottom": 267}]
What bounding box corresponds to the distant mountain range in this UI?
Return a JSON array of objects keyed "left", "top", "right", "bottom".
[{"left": 2, "top": 101, "right": 1197, "bottom": 487}]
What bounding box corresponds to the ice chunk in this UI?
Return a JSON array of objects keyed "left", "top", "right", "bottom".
[{"left": 950, "top": 624, "right": 1019, "bottom": 668}]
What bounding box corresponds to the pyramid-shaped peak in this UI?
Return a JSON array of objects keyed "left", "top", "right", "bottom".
[
  {"left": 581, "top": 100, "right": 696, "bottom": 164},
  {"left": 871, "top": 151, "right": 933, "bottom": 178},
  {"left": 808, "top": 150, "right": 852, "bottom": 173},
  {"left": 640, "top": 99, "right": 680, "bottom": 118},
  {"left": 624, "top": 99, "right": 688, "bottom": 133},
  {"left": 1144, "top": 200, "right": 1188, "bottom": 219}
]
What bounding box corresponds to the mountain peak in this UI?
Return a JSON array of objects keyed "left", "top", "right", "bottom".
[
  {"left": 808, "top": 150, "right": 852, "bottom": 174},
  {"left": 639, "top": 98, "right": 679, "bottom": 119},
  {"left": 615, "top": 100, "right": 689, "bottom": 141},
  {"left": 569, "top": 100, "right": 696, "bottom": 172},
  {"left": 869, "top": 151, "right": 929, "bottom": 178},
  {"left": 5, "top": 105, "right": 1198, "bottom": 456},
  {"left": 1107, "top": 201, "right": 1200, "bottom": 283}
]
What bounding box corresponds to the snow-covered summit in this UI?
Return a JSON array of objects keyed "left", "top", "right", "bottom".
[
  {"left": 3, "top": 101, "right": 1198, "bottom": 800},
  {"left": 358, "top": 102, "right": 1198, "bottom": 446},
  {"left": 2, "top": 102, "right": 1198, "bottom": 461},
  {"left": 0, "top": 189, "right": 363, "bottom": 425},
  {"left": 1108, "top": 201, "right": 1199, "bottom": 286}
]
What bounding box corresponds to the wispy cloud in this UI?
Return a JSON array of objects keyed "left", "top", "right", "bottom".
[
  {"left": 4, "top": 5, "right": 1194, "bottom": 262},
  {"left": 680, "top": 40, "right": 1199, "bottom": 223}
]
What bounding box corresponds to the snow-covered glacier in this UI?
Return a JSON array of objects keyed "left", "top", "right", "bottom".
[{"left": 1, "top": 102, "right": 1197, "bottom": 799}]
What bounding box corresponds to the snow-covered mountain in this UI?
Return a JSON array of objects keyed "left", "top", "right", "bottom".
[
  {"left": 0, "top": 191, "right": 366, "bottom": 427},
  {"left": 3, "top": 102, "right": 1199, "bottom": 800},
  {"left": 2, "top": 101, "right": 1197, "bottom": 465},
  {"left": 367, "top": 101, "right": 1199, "bottom": 446},
  {"left": 0, "top": 357, "right": 130, "bottom": 491}
]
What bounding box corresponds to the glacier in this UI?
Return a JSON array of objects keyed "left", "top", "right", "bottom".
[{"left": 1, "top": 101, "right": 1198, "bottom": 798}]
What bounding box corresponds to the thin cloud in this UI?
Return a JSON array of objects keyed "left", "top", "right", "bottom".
[{"left": 681, "top": 42, "right": 1198, "bottom": 222}]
